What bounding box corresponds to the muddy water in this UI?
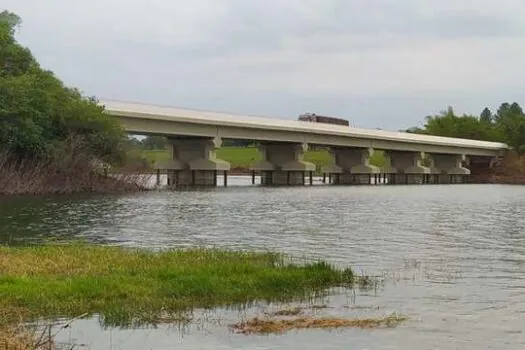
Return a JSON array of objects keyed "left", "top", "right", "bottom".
[{"left": 1, "top": 180, "right": 524, "bottom": 349}]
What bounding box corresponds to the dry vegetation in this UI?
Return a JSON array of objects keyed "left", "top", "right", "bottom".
[
  {"left": 0, "top": 143, "right": 148, "bottom": 196},
  {"left": 231, "top": 314, "right": 408, "bottom": 335}
]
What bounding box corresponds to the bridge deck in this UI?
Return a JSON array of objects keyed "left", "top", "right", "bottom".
[{"left": 100, "top": 99, "right": 507, "bottom": 152}]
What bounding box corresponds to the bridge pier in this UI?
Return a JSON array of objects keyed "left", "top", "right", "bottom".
[
  {"left": 250, "top": 143, "right": 315, "bottom": 186},
  {"left": 427, "top": 153, "right": 470, "bottom": 184},
  {"left": 323, "top": 147, "right": 380, "bottom": 185},
  {"left": 155, "top": 137, "right": 230, "bottom": 187},
  {"left": 384, "top": 151, "right": 430, "bottom": 184}
]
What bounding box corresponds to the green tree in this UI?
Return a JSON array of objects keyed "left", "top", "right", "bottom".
[
  {"left": 480, "top": 108, "right": 493, "bottom": 124},
  {"left": 494, "top": 102, "right": 525, "bottom": 154},
  {"left": 141, "top": 135, "right": 167, "bottom": 150},
  {"left": 408, "top": 101, "right": 525, "bottom": 154},
  {"left": 0, "top": 11, "right": 125, "bottom": 164}
]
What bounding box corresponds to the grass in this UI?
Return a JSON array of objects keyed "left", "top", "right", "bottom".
[
  {"left": 140, "top": 147, "right": 387, "bottom": 171},
  {"left": 0, "top": 244, "right": 358, "bottom": 328}
]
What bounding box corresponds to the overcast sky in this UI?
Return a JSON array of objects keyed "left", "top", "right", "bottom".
[{"left": 4, "top": 0, "right": 525, "bottom": 130}]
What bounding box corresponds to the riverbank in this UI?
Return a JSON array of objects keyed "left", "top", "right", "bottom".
[{"left": 0, "top": 244, "right": 361, "bottom": 328}]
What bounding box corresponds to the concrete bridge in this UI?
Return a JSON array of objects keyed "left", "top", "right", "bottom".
[{"left": 100, "top": 99, "right": 508, "bottom": 187}]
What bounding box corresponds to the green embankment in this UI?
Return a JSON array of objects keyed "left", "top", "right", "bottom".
[
  {"left": 141, "top": 147, "right": 386, "bottom": 171},
  {"left": 0, "top": 245, "right": 358, "bottom": 327}
]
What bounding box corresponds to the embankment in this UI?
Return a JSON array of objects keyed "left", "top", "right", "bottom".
[{"left": 472, "top": 152, "right": 525, "bottom": 184}]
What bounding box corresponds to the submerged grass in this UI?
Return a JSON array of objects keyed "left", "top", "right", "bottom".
[
  {"left": 231, "top": 314, "right": 408, "bottom": 334},
  {"left": 0, "top": 244, "right": 357, "bottom": 327}
]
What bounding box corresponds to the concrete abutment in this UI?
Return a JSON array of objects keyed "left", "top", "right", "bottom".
[{"left": 467, "top": 155, "right": 499, "bottom": 183}]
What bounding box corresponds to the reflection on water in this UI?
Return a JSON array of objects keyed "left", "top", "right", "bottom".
[{"left": 1, "top": 180, "right": 525, "bottom": 349}]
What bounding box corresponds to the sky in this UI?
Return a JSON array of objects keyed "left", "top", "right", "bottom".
[{"left": 3, "top": 0, "right": 525, "bottom": 130}]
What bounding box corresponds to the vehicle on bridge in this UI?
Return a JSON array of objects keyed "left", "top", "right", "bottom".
[{"left": 298, "top": 113, "right": 349, "bottom": 127}]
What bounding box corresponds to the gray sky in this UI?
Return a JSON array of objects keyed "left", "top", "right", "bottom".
[{"left": 4, "top": 0, "right": 525, "bottom": 130}]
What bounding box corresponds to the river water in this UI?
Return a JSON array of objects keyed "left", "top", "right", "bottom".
[{"left": 1, "top": 178, "right": 524, "bottom": 349}]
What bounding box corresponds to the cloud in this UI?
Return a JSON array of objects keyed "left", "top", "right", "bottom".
[{"left": 3, "top": 0, "right": 525, "bottom": 129}]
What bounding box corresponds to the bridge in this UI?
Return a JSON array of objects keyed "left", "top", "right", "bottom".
[{"left": 100, "top": 99, "right": 508, "bottom": 187}]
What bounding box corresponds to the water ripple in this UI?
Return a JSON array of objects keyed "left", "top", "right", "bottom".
[{"left": 1, "top": 183, "right": 525, "bottom": 349}]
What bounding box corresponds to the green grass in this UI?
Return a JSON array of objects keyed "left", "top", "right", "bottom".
[
  {"left": 0, "top": 244, "right": 358, "bottom": 327},
  {"left": 140, "top": 147, "right": 386, "bottom": 170}
]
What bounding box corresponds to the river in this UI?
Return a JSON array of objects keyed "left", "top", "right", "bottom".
[{"left": 1, "top": 179, "right": 524, "bottom": 349}]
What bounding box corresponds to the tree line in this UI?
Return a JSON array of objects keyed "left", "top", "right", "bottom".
[{"left": 406, "top": 102, "right": 525, "bottom": 154}]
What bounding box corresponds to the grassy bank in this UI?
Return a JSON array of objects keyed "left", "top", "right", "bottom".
[
  {"left": 140, "top": 147, "right": 387, "bottom": 171},
  {"left": 0, "top": 244, "right": 358, "bottom": 328}
]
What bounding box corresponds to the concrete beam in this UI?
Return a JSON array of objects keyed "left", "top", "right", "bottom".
[{"left": 116, "top": 116, "right": 506, "bottom": 158}]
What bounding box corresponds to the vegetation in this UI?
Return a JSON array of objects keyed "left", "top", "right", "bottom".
[
  {"left": 232, "top": 314, "right": 408, "bottom": 334},
  {"left": 0, "top": 244, "right": 361, "bottom": 328},
  {"left": 0, "top": 323, "right": 56, "bottom": 350},
  {"left": 0, "top": 11, "right": 131, "bottom": 195},
  {"left": 406, "top": 102, "right": 525, "bottom": 153}
]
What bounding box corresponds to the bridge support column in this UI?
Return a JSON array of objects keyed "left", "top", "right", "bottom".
[
  {"left": 323, "top": 147, "right": 379, "bottom": 185},
  {"left": 427, "top": 153, "right": 470, "bottom": 184},
  {"left": 384, "top": 151, "right": 430, "bottom": 184},
  {"left": 250, "top": 143, "right": 315, "bottom": 186},
  {"left": 155, "top": 137, "right": 230, "bottom": 187}
]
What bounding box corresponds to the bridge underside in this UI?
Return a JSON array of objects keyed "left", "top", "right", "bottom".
[{"left": 149, "top": 136, "right": 500, "bottom": 188}]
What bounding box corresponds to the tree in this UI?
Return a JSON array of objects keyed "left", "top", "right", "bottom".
[
  {"left": 404, "top": 126, "right": 426, "bottom": 134},
  {"left": 141, "top": 135, "right": 167, "bottom": 150},
  {"left": 408, "top": 101, "right": 525, "bottom": 155},
  {"left": 480, "top": 108, "right": 493, "bottom": 124},
  {"left": 0, "top": 11, "right": 125, "bottom": 164},
  {"left": 0, "top": 10, "right": 21, "bottom": 33},
  {"left": 494, "top": 102, "right": 525, "bottom": 154}
]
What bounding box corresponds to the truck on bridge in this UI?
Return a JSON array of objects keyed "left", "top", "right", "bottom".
[{"left": 298, "top": 113, "right": 349, "bottom": 127}]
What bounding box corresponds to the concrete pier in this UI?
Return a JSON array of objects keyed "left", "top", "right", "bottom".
[
  {"left": 427, "top": 153, "right": 470, "bottom": 184},
  {"left": 323, "top": 147, "right": 379, "bottom": 185},
  {"left": 384, "top": 151, "right": 430, "bottom": 184},
  {"left": 155, "top": 137, "right": 230, "bottom": 187},
  {"left": 250, "top": 143, "right": 315, "bottom": 186}
]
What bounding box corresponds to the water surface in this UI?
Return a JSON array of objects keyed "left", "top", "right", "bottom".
[{"left": 1, "top": 181, "right": 524, "bottom": 349}]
